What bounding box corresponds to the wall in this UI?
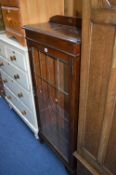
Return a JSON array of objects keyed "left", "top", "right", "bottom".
[{"left": 64, "top": 0, "right": 82, "bottom": 17}]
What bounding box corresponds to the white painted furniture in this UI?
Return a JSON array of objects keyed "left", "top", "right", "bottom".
[{"left": 0, "top": 34, "right": 38, "bottom": 138}]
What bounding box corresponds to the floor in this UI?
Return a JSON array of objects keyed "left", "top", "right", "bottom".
[{"left": 0, "top": 97, "right": 68, "bottom": 175}]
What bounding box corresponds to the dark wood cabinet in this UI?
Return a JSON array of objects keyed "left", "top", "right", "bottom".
[{"left": 24, "top": 16, "right": 81, "bottom": 174}]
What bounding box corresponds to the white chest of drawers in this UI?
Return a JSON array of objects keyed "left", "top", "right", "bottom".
[{"left": 0, "top": 34, "right": 38, "bottom": 138}]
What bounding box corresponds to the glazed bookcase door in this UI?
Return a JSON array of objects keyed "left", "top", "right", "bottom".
[{"left": 29, "top": 45, "right": 73, "bottom": 162}]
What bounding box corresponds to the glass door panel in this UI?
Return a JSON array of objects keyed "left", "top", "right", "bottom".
[{"left": 32, "top": 47, "right": 70, "bottom": 160}]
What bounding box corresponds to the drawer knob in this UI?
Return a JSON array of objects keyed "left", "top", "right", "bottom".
[
  {"left": 21, "top": 111, "right": 27, "bottom": 116},
  {"left": 18, "top": 92, "right": 23, "bottom": 98},
  {"left": 44, "top": 48, "right": 48, "bottom": 53},
  {"left": 10, "top": 56, "right": 16, "bottom": 61},
  {"left": 55, "top": 98, "right": 58, "bottom": 103},
  {"left": 3, "top": 79, "right": 8, "bottom": 83},
  {"left": 14, "top": 74, "right": 20, "bottom": 80},
  {"left": 7, "top": 96, "right": 12, "bottom": 100},
  {"left": 0, "top": 62, "right": 4, "bottom": 67}
]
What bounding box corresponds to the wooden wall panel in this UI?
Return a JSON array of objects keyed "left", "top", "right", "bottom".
[
  {"left": 20, "top": 0, "right": 64, "bottom": 24},
  {"left": 75, "top": 0, "right": 116, "bottom": 174},
  {"left": 74, "top": 0, "right": 82, "bottom": 16},
  {"left": 64, "top": 0, "right": 82, "bottom": 16},
  {"left": 84, "top": 24, "right": 115, "bottom": 158},
  {"left": 110, "top": 0, "right": 116, "bottom": 5},
  {"left": 104, "top": 105, "right": 116, "bottom": 174},
  {"left": 64, "top": 0, "right": 74, "bottom": 16},
  {"left": 91, "top": 0, "right": 116, "bottom": 8}
]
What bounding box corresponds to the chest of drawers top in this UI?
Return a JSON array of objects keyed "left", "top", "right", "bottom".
[{"left": 0, "top": 34, "right": 27, "bottom": 51}]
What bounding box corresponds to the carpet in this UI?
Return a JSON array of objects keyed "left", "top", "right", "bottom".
[{"left": 0, "top": 97, "right": 68, "bottom": 175}]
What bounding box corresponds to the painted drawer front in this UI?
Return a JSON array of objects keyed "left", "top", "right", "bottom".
[
  {"left": 6, "top": 46, "right": 27, "bottom": 71},
  {"left": 5, "top": 86, "right": 35, "bottom": 127},
  {"left": 1, "top": 70, "right": 33, "bottom": 110},
  {"left": 0, "top": 42, "right": 6, "bottom": 58},
  {"left": 0, "top": 57, "right": 30, "bottom": 90}
]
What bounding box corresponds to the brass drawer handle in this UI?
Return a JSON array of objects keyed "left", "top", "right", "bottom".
[
  {"left": 21, "top": 111, "right": 27, "bottom": 116},
  {"left": 3, "top": 79, "right": 8, "bottom": 83},
  {"left": 14, "top": 74, "right": 20, "bottom": 80},
  {"left": 7, "top": 96, "right": 12, "bottom": 100},
  {"left": 17, "top": 92, "right": 23, "bottom": 98},
  {"left": 10, "top": 56, "right": 16, "bottom": 61},
  {"left": 0, "top": 62, "right": 4, "bottom": 67}
]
